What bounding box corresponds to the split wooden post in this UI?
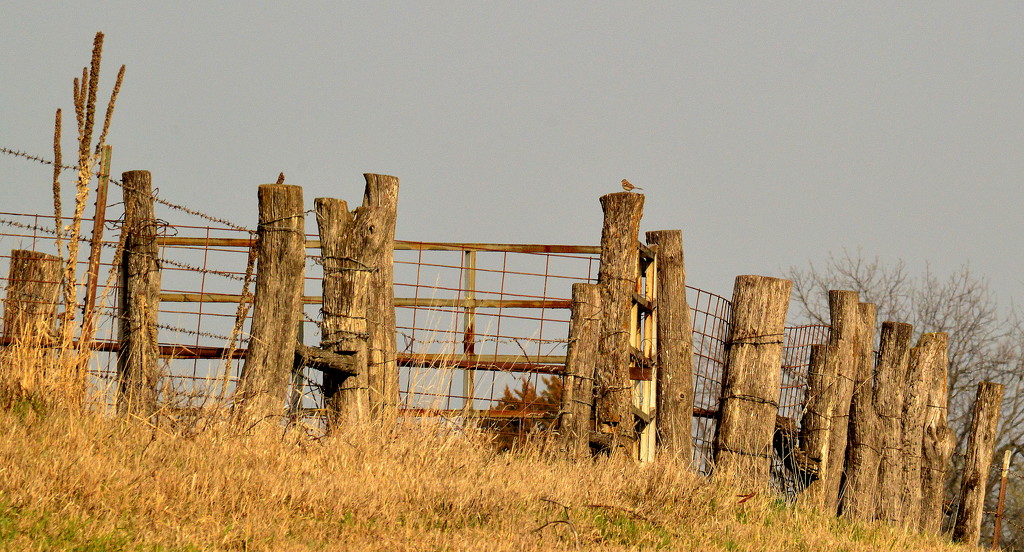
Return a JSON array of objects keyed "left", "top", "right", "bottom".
[
  {"left": 840, "top": 302, "right": 879, "bottom": 519},
  {"left": 952, "top": 381, "right": 1005, "bottom": 546},
  {"left": 919, "top": 332, "right": 956, "bottom": 534},
  {"left": 559, "top": 283, "right": 602, "bottom": 460},
  {"left": 713, "top": 275, "right": 791, "bottom": 482},
  {"left": 116, "top": 170, "right": 162, "bottom": 419},
  {"left": 235, "top": 184, "right": 306, "bottom": 424},
  {"left": 315, "top": 197, "right": 370, "bottom": 425},
  {"left": 801, "top": 290, "right": 859, "bottom": 511},
  {"left": 1, "top": 250, "right": 62, "bottom": 395},
  {"left": 646, "top": 230, "right": 695, "bottom": 466},
  {"left": 874, "top": 321, "right": 914, "bottom": 523},
  {"left": 350, "top": 174, "right": 400, "bottom": 422},
  {"left": 594, "top": 192, "right": 644, "bottom": 450}
]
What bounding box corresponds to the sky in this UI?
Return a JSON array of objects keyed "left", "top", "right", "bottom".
[{"left": 2, "top": 2, "right": 1023, "bottom": 307}]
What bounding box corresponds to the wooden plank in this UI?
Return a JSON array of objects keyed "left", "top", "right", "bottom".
[{"left": 560, "top": 283, "right": 602, "bottom": 460}]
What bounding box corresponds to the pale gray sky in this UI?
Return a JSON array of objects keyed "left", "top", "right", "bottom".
[{"left": 2, "top": 2, "right": 1023, "bottom": 304}]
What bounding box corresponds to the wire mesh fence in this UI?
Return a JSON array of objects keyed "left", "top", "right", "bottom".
[{"left": 0, "top": 188, "right": 832, "bottom": 479}]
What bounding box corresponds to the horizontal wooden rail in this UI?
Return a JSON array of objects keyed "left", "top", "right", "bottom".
[
  {"left": 156, "top": 237, "right": 601, "bottom": 255},
  {"left": 159, "top": 292, "right": 572, "bottom": 309}
]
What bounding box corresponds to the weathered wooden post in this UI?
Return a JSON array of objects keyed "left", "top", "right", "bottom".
[
  {"left": 117, "top": 170, "right": 162, "bottom": 418},
  {"left": 2, "top": 250, "right": 62, "bottom": 396},
  {"left": 713, "top": 275, "right": 791, "bottom": 482},
  {"left": 874, "top": 321, "right": 914, "bottom": 523},
  {"left": 594, "top": 192, "right": 644, "bottom": 450},
  {"left": 645, "top": 230, "right": 694, "bottom": 465},
  {"left": 315, "top": 197, "right": 370, "bottom": 425},
  {"left": 920, "top": 332, "right": 956, "bottom": 534},
  {"left": 801, "top": 290, "right": 858, "bottom": 510},
  {"left": 840, "top": 302, "right": 879, "bottom": 519},
  {"left": 899, "top": 337, "right": 933, "bottom": 528},
  {"left": 234, "top": 184, "right": 306, "bottom": 424},
  {"left": 559, "top": 283, "right": 602, "bottom": 460},
  {"left": 349, "top": 175, "right": 400, "bottom": 422},
  {"left": 952, "top": 381, "right": 1005, "bottom": 546}
]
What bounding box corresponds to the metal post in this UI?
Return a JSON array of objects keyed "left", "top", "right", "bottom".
[{"left": 462, "top": 250, "right": 477, "bottom": 411}]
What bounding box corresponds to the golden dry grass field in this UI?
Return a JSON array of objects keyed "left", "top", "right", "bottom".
[{"left": 0, "top": 392, "right": 981, "bottom": 552}]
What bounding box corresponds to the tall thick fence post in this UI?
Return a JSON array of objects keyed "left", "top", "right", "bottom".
[
  {"left": 1, "top": 250, "right": 61, "bottom": 396},
  {"left": 315, "top": 197, "right": 369, "bottom": 425},
  {"left": 352, "top": 174, "right": 399, "bottom": 422},
  {"left": 235, "top": 184, "right": 306, "bottom": 424},
  {"left": 840, "top": 302, "right": 879, "bottom": 519},
  {"left": 646, "top": 230, "right": 694, "bottom": 465},
  {"left": 117, "top": 170, "right": 162, "bottom": 418},
  {"left": 713, "top": 275, "right": 791, "bottom": 482},
  {"left": 874, "top": 321, "right": 914, "bottom": 523},
  {"left": 802, "top": 290, "right": 859, "bottom": 510},
  {"left": 594, "top": 192, "right": 644, "bottom": 450},
  {"left": 952, "top": 381, "right": 1005, "bottom": 546},
  {"left": 559, "top": 283, "right": 602, "bottom": 460},
  {"left": 919, "top": 332, "right": 956, "bottom": 534},
  {"left": 899, "top": 336, "right": 934, "bottom": 528}
]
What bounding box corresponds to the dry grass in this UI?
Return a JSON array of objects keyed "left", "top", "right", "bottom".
[{"left": 0, "top": 392, "right": 980, "bottom": 552}]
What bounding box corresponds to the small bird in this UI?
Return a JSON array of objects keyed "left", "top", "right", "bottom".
[
  {"left": 621, "top": 179, "right": 643, "bottom": 192},
  {"left": 276, "top": 172, "right": 286, "bottom": 185}
]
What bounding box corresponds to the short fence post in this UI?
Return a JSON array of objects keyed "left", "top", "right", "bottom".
[
  {"left": 315, "top": 197, "right": 369, "bottom": 425},
  {"left": 919, "top": 332, "right": 956, "bottom": 534},
  {"left": 594, "top": 192, "right": 644, "bottom": 450},
  {"left": 235, "top": 184, "right": 306, "bottom": 424},
  {"left": 992, "top": 448, "right": 1012, "bottom": 549},
  {"left": 953, "top": 381, "right": 1005, "bottom": 546},
  {"left": 874, "top": 321, "right": 914, "bottom": 523},
  {"left": 646, "top": 230, "right": 695, "bottom": 466},
  {"left": 713, "top": 275, "right": 791, "bottom": 483},
  {"left": 1, "top": 250, "right": 62, "bottom": 396},
  {"left": 801, "top": 290, "right": 859, "bottom": 510},
  {"left": 559, "top": 283, "right": 602, "bottom": 460},
  {"left": 116, "top": 170, "right": 162, "bottom": 419},
  {"left": 840, "top": 302, "right": 879, "bottom": 519}
]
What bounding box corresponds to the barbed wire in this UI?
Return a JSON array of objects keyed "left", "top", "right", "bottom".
[
  {"left": 155, "top": 322, "right": 242, "bottom": 343},
  {"left": 2, "top": 145, "right": 252, "bottom": 234},
  {"left": 0, "top": 146, "right": 81, "bottom": 172}
]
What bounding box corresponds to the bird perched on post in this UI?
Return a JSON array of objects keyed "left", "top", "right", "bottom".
[{"left": 621, "top": 179, "right": 642, "bottom": 192}]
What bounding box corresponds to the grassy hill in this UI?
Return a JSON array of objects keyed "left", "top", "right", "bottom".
[{"left": 0, "top": 398, "right": 979, "bottom": 552}]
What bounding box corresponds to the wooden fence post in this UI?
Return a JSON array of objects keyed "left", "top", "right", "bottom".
[
  {"left": 594, "top": 192, "right": 644, "bottom": 450},
  {"left": 235, "top": 184, "right": 306, "bottom": 424},
  {"left": 559, "top": 283, "right": 602, "bottom": 460},
  {"left": 920, "top": 332, "right": 956, "bottom": 534},
  {"left": 645, "top": 230, "right": 694, "bottom": 465},
  {"left": 1, "top": 250, "right": 61, "bottom": 396},
  {"left": 315, "top": 197, "right": 370, "bottom": 426},
  {"left": 840, "top": 302, "right": 879, "bottom": 519},
  {"left": 874, "top": 321, "right": 914, "bottom": 523},
  {"left": 952, "top": 381, "right": 1005, "bottom": 546},
  {"left": 117, "top": 170, "right": 162, "bottom": 418},
  {"left": 713, "top": 275, "right": 791, "bottom": 483},
  {"left": 801, "top": 290, "right": 858, "bottom": 510},
  {"left": 350, "top": 174, "right": 400, "bottom": 422},
  {"left": 899, "top": 337, "right": 933, "bottom": 528}
]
